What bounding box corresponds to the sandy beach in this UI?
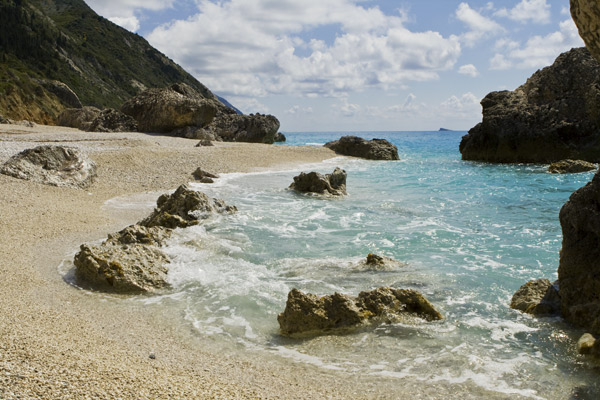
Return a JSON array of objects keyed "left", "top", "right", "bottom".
[{"left": 0, "top": 124, "right": 368, "bottom": 399}]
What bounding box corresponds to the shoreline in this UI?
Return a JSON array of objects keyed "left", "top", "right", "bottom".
[{"left": 0, "top": 124, "right": 367, "bottom": 399}]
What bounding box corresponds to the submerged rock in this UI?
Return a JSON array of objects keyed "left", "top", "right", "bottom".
[
  {"left": 289, "top": 167, "right": 347, "bottom": 196},
  {"left": 558, "top": 169, "right": 600, "bottom": 334},
  {"left": 548, "top": 159, "right": 597, "bottom": 174},
  {"left": 140, "top": 184, "right": 237, "bottom": 229},
  {"left": 460, "top": 48, "right": 600, "bottom": 163},
  {"left": 74, "top": 225, "right": 171, "bottom": 293},
  {"left": 355, "top": 253, "right": 406, "bottom": 271},
  {"left": 324, "top": 136, "right": 399, "bottom": 160},
  {"left": 0, "top": 145, "right": 96, "bottom": 188},
  {"left": 278, "top": 287, "right": 442, "bottom": 336},
  {"left": 571, "top": 0, "right": 600, "bottom": 63},
  {"left": 510, "top": 279, "right": 561, "bottom": 316},
  {"left": 192, "top": 168, "right": 219, "bottom": 183}
]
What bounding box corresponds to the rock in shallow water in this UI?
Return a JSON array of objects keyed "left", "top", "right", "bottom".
[
  {"left": 460, "top": 48, "right": 600, "bottom": 163},
  {"left": 278, "top": 287, "right": 443, "bottom": 336},
  {"left": 0, "top": 145, "right": 96, "bottom": 188},
  {"left": 558, "top": 169, "right": 600, "bottom": 334},
  {"left": 548, "top": 159, "right": 597, "bottom": 174},
  {"left": 289, "top": 167, "right": 347, "bottom": 196},
  {"left": 324, "top": 136, "right": 399, "bottom": 160},
  {"left": 510, "top": 278, "right": 561, "bottom": 316}
]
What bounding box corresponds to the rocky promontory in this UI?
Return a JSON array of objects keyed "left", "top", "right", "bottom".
[
  {"left": 324, "top": 136, "right": 399, "bottom": 160},
  {"left": 278, "top": 287, "right": 443, "bottom": 337},
  {"left": 460, "top": 47, "right": 600, "bottom": 163}
]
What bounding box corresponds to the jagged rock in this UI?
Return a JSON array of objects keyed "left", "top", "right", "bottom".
[
  {"left": 558, "top": 169, "right": 600, "bottom": 334},
  {"left": 460, "top": 48, "right": 600, "bottom": 163},
  {"left": 289, "top": 167, "right": 347, "bottom": 196},
  {"left": 571, "top": 0, "right": 600, "bottom": 63},
  {"left": 37, "top": 79, "right": 82, "bottom": 109},
  {"left": 121, "top": 83, "right": 220, "bottom": 133},
  {"left": 548, "top": 159, "right": 597, "bottom": 174},
  {"left": 139, "top": 184, "right": 237, "bottom": 229},
  {"left": 324, "top": 136, "right": 399, "bottom": 160},
  {"left": 274, "top": 132, "right": 286, "bottom": 142},
  {"left": 73, "top": 225, "right": 171, "bottom": 293},
  {"left": 278, "top": 287, "right": 442, "bottom": 336},
  {"left": 510, "top": 279, "right": 561, "bottom": 315},
  {"left": 202, "top": 112, "right": 280, "bottom": 144},
  {"left": 57, "top": 106, "right": 101, "bottom": 130},
  {"left": 0, "top": 145, "right": 96, "bottom": 188},
  {"left": 192, "top": 168, "right": 219, "bottom": 183}
]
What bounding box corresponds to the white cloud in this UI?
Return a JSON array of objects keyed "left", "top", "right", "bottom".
[
  {"left": 490, "top": 18, "right": 584, "bottom": 70},
  {"left": 456, "top": 2, "right": 504, "bottom": 47},
  {"left": 146, "top": 0, "right": 461, "bottom": 100},
  {"left": 86, "top": 0, "right": 176, "bottom": 31},
  {"left": 286, "top": 105, "right": 314, "bottom": 115},
  {"left": 495, "top": 0, "right": 551, "bottom": 24},
  {"left": 458, "top": 64, "right": 479, "bottom": 77},
  {"left": 108, "top": 16, "right": 140, "bottom": 32}
]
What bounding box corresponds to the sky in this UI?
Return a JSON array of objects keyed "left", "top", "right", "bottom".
[{"left": 85, "top": 0, "right": 584, "bottom": 132}]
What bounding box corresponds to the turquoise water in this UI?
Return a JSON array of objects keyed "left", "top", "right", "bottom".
[{"left": 152, "top": 132, "right": 598, "bottom": 398}]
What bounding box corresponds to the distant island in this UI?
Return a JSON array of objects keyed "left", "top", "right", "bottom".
[{"left": 438, "top": 128, "right": 454, "bottom": 132}]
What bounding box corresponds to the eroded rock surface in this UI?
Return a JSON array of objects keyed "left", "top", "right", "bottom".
[
  {"left": 325, "top": 136, "right": 399, "bottom": 160},
  {"left": 460, "top": 48, "right": 600, "bottom": 163},
  {"left": 510, "top": 278, "right": 561, "bottom": 316},
  {"left": 548, "top": 159, "right": 597, "bottom": 174},
  {"left": 571, "top": 0, "right": 600, "bottom": 63},
  {"left": 558, "top": 169, "right": 600, "bottom": 334},
  {"left": 74, "top": 225, "right": 171, "bottom": 293},
  {"left": 278, "top": 287, "right": 442, "bottom": 336},
  {"left": 140, "top": 184, "right": 237, "bottom": 229},
  {"left": 0, "top": 145, "right": 96, "bottom": 188},
  {"left": 289, "top": 167, "right": 347, "bottom": 196}
]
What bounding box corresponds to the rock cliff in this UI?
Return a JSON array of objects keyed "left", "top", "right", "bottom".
[
  {"left": 460, "top": 48, "right": 600, "bottom": 163},
  {"left": 571, "top": 0, "right": 600, "bottom": 62}
]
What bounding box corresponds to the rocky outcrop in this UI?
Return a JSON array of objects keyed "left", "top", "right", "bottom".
[
  {"left": 289, "top": 167, "right": 347, "bottom": 196},
  {"left": 324, "top": 136, "right": 399, "bottom": 160},
  {"left": 0, "top": 145, "right": 96, "bottom": 188},
  {"left": 278, "top": 287, "right": 443, "bottom": 336},
  {"left": 510, "top": 279, "right": 561, "bottom": 316},
  {"left": 121, "top": 83, "right": 219, "bottom": 133},
  {"left": 73, "top": 225, "right": 171, "bottom": 293},
  {"left": 139, "top": 184, "right": 237, "bottom": 229},
  {"left": 192, "top": 168, "right": 219, "bottom": 183},
  {"left": 37, "top": 79, "right": 82, "bottom": 109},
  {"left": 558, "top": 169, "right": 600, "bottom": 334},
  {"left": 355, "top": 253, "right": 406, "bottom": 271},
  {"left": 460, "top": 48, "right": 600, "bottom": 163},
  {"left": 548, "top": 159, "right": 597, "bottom": 174},
  {"left": 571, "top": 0, "right": 600, "bottom": 63},
  {"left": 58, "top": 107, "right": 138, "bottom": 132},
  {"left": 201, "top": 113, "right": 280, "bottom": 144}
]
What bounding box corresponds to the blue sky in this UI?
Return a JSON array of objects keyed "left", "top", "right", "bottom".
[{"left": 85, "top": 0, "right": 583, "bottom": 132}]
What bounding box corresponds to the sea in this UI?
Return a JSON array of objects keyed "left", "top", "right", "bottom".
[{"left": 85, "top": 131, "right": 600, "bottom": 398}]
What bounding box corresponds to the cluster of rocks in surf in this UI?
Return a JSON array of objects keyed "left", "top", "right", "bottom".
[
  {"left": 73, "top": 184, "right": 236, "bottom": 293},
  {"left": 0, "top": 145, "right": 96, "bottom": 188},
  {"left": 57, "top": 82, "right": 282, "bottom": 144}
]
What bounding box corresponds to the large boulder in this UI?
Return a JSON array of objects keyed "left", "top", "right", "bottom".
[
  {"left": 57, "top": 106, "right": 101, "bottom": 130},
  {"left": 139, "top": 184, "right": 237, "bottom": 229},
  {"left": 57, "top": 107, "right": 137, "bottom": 132},
  {"left": 324, "top": 136, "right": 399, "bottom": 160},
  {"left": 200, "top": 113, "right": 280, "bottom": 144},
  {"left": 510, "top": 278, "right": 561, "bottom": 316},
  {"left": 278, "top": 287, "right": 442, "bottom": 336},
  {"left": 121, "top": 83, "right": 220, "bottom": 133},
  {"left": 460, "top": 48, "right": 600, "bottom": 163},
  {"left": 74, "top": 225, "right": 171, "bottom": 293},
  {"left": 289, "top": 167, "right": 347, "bottom": 196},
  {"left": 571, "top": 0, "right": 600, "bottom": 63},
  {"left": 548, "top": 159, "right": 597, "bottom": 174},
  {"left": 0, "top": 145, "right": 96, "bottom": 188},
  {"left": 558, "top": 169, "right": 600, "bottom": 334}
]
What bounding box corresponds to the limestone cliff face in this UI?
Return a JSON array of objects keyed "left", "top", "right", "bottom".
[
  {"left": 460, "top": 48, "right": 600, "bottom": 163},
  {"left": 571, "top": 0, "right": 600, "bottom": 62}
]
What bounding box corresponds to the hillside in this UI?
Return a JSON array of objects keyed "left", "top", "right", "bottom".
[{"left": 0, "top": 0, "right": 221, "bottom": 123}]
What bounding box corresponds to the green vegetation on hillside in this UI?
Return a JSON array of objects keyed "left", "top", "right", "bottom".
[{"left": 0, "top": 0, "right": 214, "bottom": 122}]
